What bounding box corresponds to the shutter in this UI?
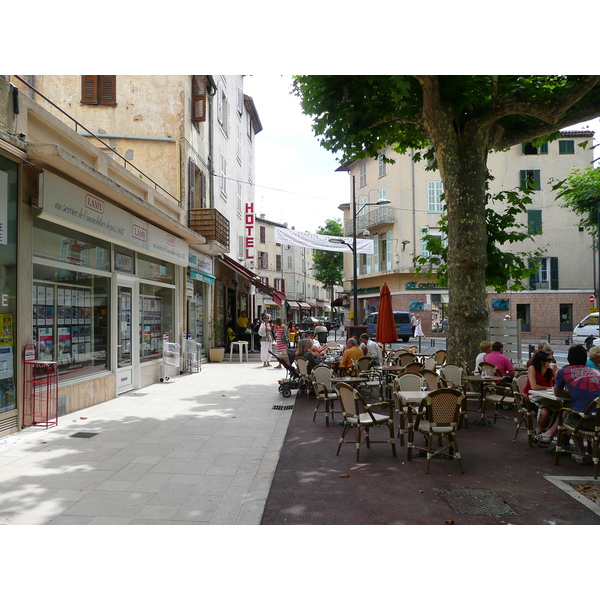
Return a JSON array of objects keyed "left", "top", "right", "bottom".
[
  {"left": 533, "top": 170, "right": 541, "bottom": 189},
  {"left": 98, "top": 76, "right": 116, "bottom": 105},
  {"left": 192, "top": 76, "right": 207, "bottom": 122},
  {"left": 528, "top": 259, "right": 537, "bottom": 290},
  {"left": 260, "top": 226, "right": 266, "bottom": 244},
  {"left": 188, "top": 159, "right": 196, "bottom": 208},
  {"left": 520, "top": 170, "right": 527, "bottom": 189},
  {"left": 276, "top": 254, "right": 281, "bottom": 271},
  {"left": 81, "top": 75, "right": 98, "bottom": 104},
  {"left": 550, "top": 257, "right": 559, "bottom": 290},
  {"left": 528, "top": 210, "right": 542, "bottom": 235},
  {"left": 264, "top": 253, "right": 268, "bottom": 269},
  {"left": 200, "top": 171, "right": 207, "bottom": 208}
]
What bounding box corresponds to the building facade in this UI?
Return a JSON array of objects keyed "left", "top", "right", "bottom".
[{"left": 337, "top": 131, "right": 596, "bottom": 339}]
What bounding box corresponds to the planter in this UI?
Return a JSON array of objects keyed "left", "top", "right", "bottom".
[{"left": 209, "top": 348, "right": 225, "bottom": 362}]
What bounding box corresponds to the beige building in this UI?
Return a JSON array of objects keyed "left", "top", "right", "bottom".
[
  {"left": 0, "top": 75, "right": 278, "bottom": 437},
  {"left": 337, "top": 130, "right": 596, "bottom": 339},
  {"left": 254, "top": 215, "right": 344, "bottom": 323}
]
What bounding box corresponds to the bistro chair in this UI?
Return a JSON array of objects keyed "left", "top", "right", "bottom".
[
  {"left": 408, "top": 388, "right": 466, "bottom": 474},
  {"left": 511, "top": 373, "right": 535, "bottom": 447},
  {"left": 393, "top": 373, "right": 426, "bottom": 445},
  {"left": 554, "top": 398, "right": 600, "bottom": 479},
  {"left": 310, "top": 365, "right": 337, "bottom": 427},
  {"left": 397, "top": 352, "right": 417, "bottom": 367},
  {"left": 352, "top": 357, "right": 384, "bottom": 400},
  {"left": 295, "top": 356, "right": 312, "bottom": 397},
  {"left": 434, "top": 349, "right": 447, "bottom": 369},
  {"left": 420, "top": 369, "right": 441, "bottom": 391},
  {"left": 335, "top": 382, "right": 396, "bottom": 462},
  {"left": 402, "top": 362, "right": 423, "bottom": 375},
  {"left": 440, "top": 364, "right": 465, "bottom": 393},
  {"left": 422, "top": 356, "right": 437, "bottom": 371},
  {"left": 478, "top": 361, "right": 501, "bottom": 378}
]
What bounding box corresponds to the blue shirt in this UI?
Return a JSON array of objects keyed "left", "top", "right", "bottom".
[
  {"left": 586, "top": 359, "right": 599, "bottom": 371},
  {"left": 555, "top": 365, "right": 600, "bottom": 413}
]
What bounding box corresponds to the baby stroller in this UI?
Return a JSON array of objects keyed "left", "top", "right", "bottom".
[{"left": 270, "top": 350, "right": 300, "bottom": 398}]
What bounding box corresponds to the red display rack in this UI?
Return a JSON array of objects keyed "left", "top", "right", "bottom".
[{"left": 22, "top": 343, "right": 59, "bottom": 429}]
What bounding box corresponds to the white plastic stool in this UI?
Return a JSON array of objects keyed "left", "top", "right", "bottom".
[{"left": 229, "top": 341, "right": 249, "bottom": 362}]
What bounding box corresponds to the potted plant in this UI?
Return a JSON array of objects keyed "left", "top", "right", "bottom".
[{"left": 208, "top": 317, "right": 225, "bottom": 362}]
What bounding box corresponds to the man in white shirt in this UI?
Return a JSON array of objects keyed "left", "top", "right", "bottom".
[{"left": 360, "top": 333, "right": 382, "bottom": 366}]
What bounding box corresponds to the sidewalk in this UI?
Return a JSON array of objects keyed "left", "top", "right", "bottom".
[{"left": 0, "top": 360, "right": 292, "bottom": 524}]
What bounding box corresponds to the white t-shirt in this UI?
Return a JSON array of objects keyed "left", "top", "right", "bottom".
[{"left": 475, "top": 352, "right": 488, "bottom": 371}]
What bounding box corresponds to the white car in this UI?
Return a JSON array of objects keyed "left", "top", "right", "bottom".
[{"left": 573, "top": 312, "right": 600, "bottom": 346}]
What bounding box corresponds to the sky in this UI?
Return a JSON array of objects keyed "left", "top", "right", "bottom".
[{"left": 244, "top": 75, "right": 599, "bottom": 235}]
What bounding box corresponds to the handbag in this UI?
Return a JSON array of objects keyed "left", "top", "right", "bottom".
[{"left": 244, "top": 328, "right": 252, "bottom": 335}]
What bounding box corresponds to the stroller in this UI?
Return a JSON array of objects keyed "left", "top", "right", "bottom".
[{"left": 270, "top": 349, "right": 301, "bottom": 398}]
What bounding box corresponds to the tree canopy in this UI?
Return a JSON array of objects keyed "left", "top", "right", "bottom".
[
  {"left": 293, "top": 76, "right": 600, "bottom": 363},
  {"left": 555, "top": 166, "right": 600, "bottom": 237}
]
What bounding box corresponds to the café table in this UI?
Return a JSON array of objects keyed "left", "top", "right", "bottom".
[
  {"left": 462, "top": 374, "right": 504, "bottom": 425},
  {"left": 331, "top": 376, "right": 367, "bottom": 389},
  {"left": 393, "top": 390, "right": 429, "bottom": 446},
  {"left": 529, "top": 389, "right": 569, "bottom": 411}
]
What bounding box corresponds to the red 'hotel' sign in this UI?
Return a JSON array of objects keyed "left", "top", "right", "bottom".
[{"left": 245, "top": 202, "right": 254, "bottom": 267}]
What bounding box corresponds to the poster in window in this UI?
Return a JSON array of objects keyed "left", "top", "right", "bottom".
[
  {"left": 46, "top": 305, "right": 54, "bottom": 325},
  {"left": 37, "top": 305, "right": 46, "bottom": 326},
  {"left": 65, "top": 288, "right": 72, "bottom": 307},
  {"left": 37, "top": 286, "right": 45, "bottom": 306},
  {"left": 57, "top": 288, "right": 65, "bottom": 306},
  {"left": 58, "top": 327, "right": 71, "bottom": 361},
  {"left": 38, "top": 327, "right": 53, "bottom": 359},
  {"left": 45, "top": 286, "right": 54, "bottom": 306}
]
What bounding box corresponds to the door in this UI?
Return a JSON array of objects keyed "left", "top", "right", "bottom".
[{"left": 116, "top": 282, "right": 136, "bottom": 393}]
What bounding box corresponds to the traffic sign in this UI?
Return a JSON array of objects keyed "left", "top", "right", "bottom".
[{"left": 590, "top": 295, "right": 596, "bottom": 304}]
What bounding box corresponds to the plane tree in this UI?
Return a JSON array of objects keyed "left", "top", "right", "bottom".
[{"left": 293, "top": 75, "right": 600, "bottom": 363}]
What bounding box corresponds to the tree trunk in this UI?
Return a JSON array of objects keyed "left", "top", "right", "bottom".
[{"left": 434, "top": 124, "right": 490, "bottom": 366}]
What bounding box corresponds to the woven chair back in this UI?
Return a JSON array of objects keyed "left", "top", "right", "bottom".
[
  {"left": 441, "top": 364, "right": 463, "bottom": 387},
  {"left": 422, "top": 356, "right": 437, "bottom": 371},
  {"left": 295, "top": 356, "right": 310, "bottom": 376},
  {"left": 311, "top": 365, "right": 332, "bottom": 387},
  {"left": 420, "top": 369, "right": 440, "bottom": 391},
  {"left": 395, "top": 373, "right": 425, "bottom": 391},
  {"left": 434, "top": 349, "right": 447, "bottom": 366},
  {"left": 403, "top": 362, "right": 422, "bottom": 374},
  {"left": 426, "top": 389, "right": 463, "bottom": 425},
  {"left": 398, "top": 353, "right": 417, "bottom": 366},
  {"left": 479, "top": 361, "right": 500, "bottom": 378},
  {"left": 336, "top": 382, "right": 359, "bottom": 416}
]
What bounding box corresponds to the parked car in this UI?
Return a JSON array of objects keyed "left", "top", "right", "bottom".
[
  {"left": 573, "top": 312, "right": 600, "bottom": 345},
  {"left": 298, "top": 316, "right": 321, "bottom": 332},
  {"left": 362, "top": 311, "right": 412, "bottom": 342},
  {"left": 315, "top": 317, "right": 333, "bottom": 331}
]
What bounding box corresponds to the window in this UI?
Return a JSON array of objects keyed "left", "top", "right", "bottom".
[
  {"left": 359, "top": 162, "right": 367, "bottom": 188},
  {"left": 139, "top": 283, "right": 174, "bottom": 363},
  {"left": 529, "top": 257, "right": 558, "bottom": 290},
  {"left": 516, "top": 304, "right": 531, "bottom": 332},
  {"left": 258, "top": 251, "right": 268, "bottom": 269},
  {"left": 81, "top": 76, "right": 116, "bottom": 106},
  {"left": 421, "top": 227, "right": 444, "bottom": 259},
  {"left": 218, "top": 89, "right": 230, "bottom": 136},
  {"left": 520, "top": 169, "right": 541, "bottom": 190},
  {"left": 560, "top": 303, "right": 573, "bottom": 332},
  {"left": 237, "top": 86, "right": 244, "bottom": 115},
  {"left": 559, "top": 140, "right": 575, "bottom": 154},
  {"left": 274, "top": 278, "right": 285, "bottom": 292},
  {"left": 527, "top": 210, "right": 542, "bottom": 235},
  {"left": 238, "top": 235, "right": 244, "bottom": 260},
  {"left": 287, "top": 255, "right": 292, "bottom": 269},
  {"left": 522, "top": 142, "right": 548, "bottom": 155},
  {"left": 259, "top": 226, "right": 266, "bottom": 244},
  {"left": 220, "top": 155, "right": 227, "bottom": 196},
  {"left": 378, "top": 153, "right": 387, "bottom": 178},
  {"left": 378, "top": 188, "right": 387, "bottom": 202},
  {"left": 191, "top": 76, "right": 207, "bottom": 122},
  {"left": 428, "top": 181, "right": 444, "bottom": 212},
  {"left": 236, "top": 126, "right": 242, "bottom": 163},
  {"left": 276, "top": 254, "right": 282, "bottom": 270},
  {"left": 237, "top": 182, "right": 242, "bottom": 214},
  {"left": 374, "top": 230, "right": 393, "bottom": 272}
]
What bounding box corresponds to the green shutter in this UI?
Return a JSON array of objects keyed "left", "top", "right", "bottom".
[
  {"left": 550, "top": 257, "right": 559, "bottom": 290},
  {"left": 528, "top": 210, "right": 542, "bottom": 235},
  {"left": 540, "top": 143, "right": 548, "bottom": 154},
  {"left": 528, "top": 259, "right": 537, "bottom": 290}
]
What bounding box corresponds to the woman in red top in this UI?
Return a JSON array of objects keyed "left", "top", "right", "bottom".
[
  {"left": 523, "top": 350, "right": 558, "bottom": 443},
  {"left": 273, "top": 317, "right": 288, "bottom": 368}
]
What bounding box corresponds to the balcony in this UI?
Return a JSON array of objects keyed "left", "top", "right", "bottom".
[
  {"left": 189, "top": 208, "right": 229, "bottom": 249},
  {"left": 345, "top": 206, "right": 396, "bottom": 235}
]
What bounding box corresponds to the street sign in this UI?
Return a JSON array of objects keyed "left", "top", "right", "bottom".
[{"left": 590, "top": 295, "right": 595, "bottom": 304}]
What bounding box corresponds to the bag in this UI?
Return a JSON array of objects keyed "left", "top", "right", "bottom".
[{"left": 244, "top": 328, "right": 252, "bottom": 335}]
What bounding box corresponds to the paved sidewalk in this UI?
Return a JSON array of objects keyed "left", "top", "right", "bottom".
[{"left": 0, "top": 361, "right": 292, "bottom": 525}]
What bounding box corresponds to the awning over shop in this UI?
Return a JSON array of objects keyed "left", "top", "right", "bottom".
[
  {"left": 188, "top": 267, "right": 216, "bottom": 284},
  {"left": 286, "top": 301, "right": 300, "bottom": 310},
  {"left": 217, "top": 255, "right": 285, "bottom": 306},
  {"left": 298, "top": 302, "right": 312, "bottom": 310},
  {"left": 308, "top": 303, "right": 319, "bottom": 308}
]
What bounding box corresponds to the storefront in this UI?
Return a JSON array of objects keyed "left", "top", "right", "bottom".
[
  {"left": 187, "top": 250, "right": 215, "bottom": 355},
  {"left": 0, "top": 156, "right": 18, "bottom": 435},
  {"left": 33, "top": 171, "right": 187, "bottom": 399}
]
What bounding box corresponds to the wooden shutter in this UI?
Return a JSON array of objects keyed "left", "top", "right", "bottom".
[
  {"left": 188, "top": 159, "right": 196, "bottom": 208},
  {"left": 81, "top": 75, "right": 98, "bottom": 104},
  {"left": 98, "top": 76, "right": 116, "bottom": 105},
  {"left": 528, "top": 210, "right": 542, "bottom": 235},
  {"left": 260, "top": 226, "right": 266, "bottom": 243},
  {"left": 528, "top": 259, "right": 537, "bottom": 290},
  {"left": 276, "top": 254, "right": 282, "bottom": 271},
  {"left": 200, "top": 171, "right": 207, "bottom": 208},
  {"left": 550, "top": 257, "right": 559, "bottom": 290},
  {"left": 192, "top": 76, "right": 207, "bottom": 122}
]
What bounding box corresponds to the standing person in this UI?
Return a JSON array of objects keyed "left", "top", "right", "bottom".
[
  {"left": 273, "top": 317, "right": 288, "bottom": 368},
  {"left": 258, "top": 313, "right": 274, "bottom": 367},
  {"left": 414, "top": 315, "right": 424, "bottom": 338},
  {"left": 287, "top": 321, "right": 298, "bottom": 347},
  {"left": 236, "top": 310, "right": 251, "bottom": 344},
  {"left": 411, "top": 313, "right": 417, "bottom": 336}
]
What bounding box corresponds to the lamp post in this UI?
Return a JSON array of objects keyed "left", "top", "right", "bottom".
[{"left": 330, "top": 176, "right": 391, "bottom": 326}]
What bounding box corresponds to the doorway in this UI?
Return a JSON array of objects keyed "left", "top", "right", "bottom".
[{"left": 115, "top": 278, "right": 139, "bottom": 393}]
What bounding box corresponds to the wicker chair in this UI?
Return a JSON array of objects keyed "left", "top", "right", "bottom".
[
  {"left": 554, "top": 398, "right": 600, "bottom": 479},
  {"left": 397, "top": 352, "right": 417, "bottom": 367},
  {"left": 393, "top": 373, "right": 426, "bottom": 445},
  {"left": 335, "top": 382, "right": 397, "bottom": 461},
  {"left": 310, "top": 365, "right": 337, "bottom": 427},
  {"left": 352, "top": 356, "right": 384, "bottom": 399},
  {"left": 420, "top": 369, "right": 441, "bottom": 391},
  {"left": 407, "top": 388, "right": 466, "bottom": 473},
  {"left": 434, "top": 349, "right": 447, "bottom": 368},
  {"left": 480, "top": 377, "right": 514, "bottom": 427},
  {"left": 511, "top": 373, "right": 535, "bottom": 447},
  {"left": 294, "top": 356, "right": 312, "bottom": 397},
  {"left": 440, "top": 364, "right": 465, "bottom": 392},
  {"left": 422, "top": 356, "right": 437, "bottom": 371},
  {"left": 402, "top": 362, "right": 423, "bottom": 375},
  {"left": 479, "top": 361, "right": 501, "bottom": 378}
]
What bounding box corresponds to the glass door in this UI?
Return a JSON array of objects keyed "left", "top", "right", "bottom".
[{"left": 117, "top": 283, "right": 135, "bottom": 393}]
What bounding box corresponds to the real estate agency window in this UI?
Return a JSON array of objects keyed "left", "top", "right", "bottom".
[
  {"left": 81, "top": 76, "right": 116, "bottom": 106},
  {"left": 559, "top": 139, "right": 575, "bottom": 154}
]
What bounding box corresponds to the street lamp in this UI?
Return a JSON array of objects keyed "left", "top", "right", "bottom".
[{"left": 330, "top": 177, "right": 391, "bottom": 326}]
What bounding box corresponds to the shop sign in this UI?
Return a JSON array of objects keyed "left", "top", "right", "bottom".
[
  {"left": 406, "top": 281, "right": 447, "bottom": 290},
  {"left": 39, "top": 171, "right": 189, "bottom": 266},
  {"left": 189, "top": 251, "right": 213, "bottom": 276}
]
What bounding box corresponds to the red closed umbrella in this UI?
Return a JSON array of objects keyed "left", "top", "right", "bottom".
[{"left": 376, "top": 283, "right": 398, "bottom": 344}]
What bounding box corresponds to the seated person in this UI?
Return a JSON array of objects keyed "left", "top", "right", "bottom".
[
  {"left": 526, "top": 341, "right": 554, "bottom": 368},
  {"left": 523, "top": 350, "right": 558, "bottom": 443},
  {"left": 338, "top": 337, "right": 365, "bottom": 376},
  {"left": 295, "top": 338, "right": 321, "bottom": 373},
  {"left": 227, "top": 322, "right": 237, "bottom": 343},
  {"left": 586, "top": 345, "right": 600, "bottom": 371},
  {"left": 306, "top": 331, "right": 326, "bottom": 354},
  {"left": 359, "top": 333, "right": 382, "bottom": 366},
  {"left": 553, "top": 344, "right": 600, "bottom": 462},
  {"left": 485, "top": 341, "right": 515, "bottom": 380},
  {"left": 475, "top": 340, "right": 492, "bottom": 371}
]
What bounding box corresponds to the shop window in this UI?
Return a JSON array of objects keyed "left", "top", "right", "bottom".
[
  {"left": 139, "top": 283, "right": 174, "bottom": 363},
  {"left": 33, "top": 264, "right": 110, "bottom": 379},
  {"left": 137, "top": 255, "right": 174, "bottom": 284}
]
